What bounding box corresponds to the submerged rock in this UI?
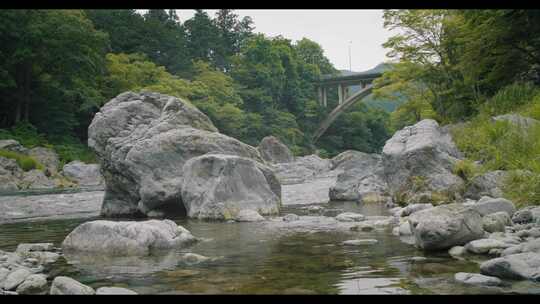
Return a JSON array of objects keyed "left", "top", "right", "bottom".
[
  {"left": 181, "top": 154, "right": 280, "bottom": 220},
  {"left": 50, "top": 276, "right": 95, "bottom": 295},
  {"left": 258, "top": 136, "right": 294, "bottom": 164},
  {"left": 62, "top": 219, "right": 197, "bottom": 256},
  {"left": 335, "top": 212, "right": 365, "bottom": 222},
  {"left": 234, "top": 209, "right": 265, "bottom": 222},
  {"left": 88, "top": 91, "right": 264, "bottom": 217},
  {"left": 408, "top": 204, "right": 484, "bottom": 251},
  {"left": 382, "top": 119, "right": 464, "bottom": 203},
  {"left": 342, "top": 239, "right": 378, "bottom": 246}
]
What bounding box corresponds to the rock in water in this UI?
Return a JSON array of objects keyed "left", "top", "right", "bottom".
[
  {"left": 234, "top": 209, "right": 265, "bottom": 222},
  {"left": 96, "top": 287, "right": 138, "bottom": 295},
  {"left": 329, "top": 152, "right": 389, "bottom": 203},
  {"left": 454, "top": 272, "right": 502, "bottom": 286},
  {"left": 482, "top": 212, "right": 512, "bottom": 233},
  {"left": 408, "top": 204, "right": 484, "bottom": 251},
  {"left": 480, "top": 252, "right": 540, "bottom": 281},
  {"left": 16, "top": 274, "right": 48, "bottom": 295},
  {"left": 62, "top": 219, "right": 197, "bottom": 255},
  {"left": 335, "top": 212, "right": 365, "bottom": 222},
  {"left": 465, "top": 239, "right": 511, "bottom": 254},
  {"left": 269, "top": 154, "right": 332, "bottom": 185},
  {"left": 382, "top": 119, "right": 464, "bottom": 203},
  {"left": 2, "top": 268, "right": 31, "bottom": 290},
  {"left": 88, "top": 91, "right": 267, "bottom": 217},
  {"left": 62, "top": 161, "right": 104, "bottom": 187},
  {"left": 258, "top": 136, "right": 294, "bottom": 164},
  {"left": 181, "top": 154, "right": 280, "bottom": 220},
  {"left": 50, "top": 276, "right": 95, "bottom": 295}
]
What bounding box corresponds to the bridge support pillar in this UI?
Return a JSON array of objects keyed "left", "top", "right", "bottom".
[
  {"left": 323, "top": 87, "right": 327, "bottom": 107},
  {"left": 338, "top": 84, "right": 343, "bottom": 105}
]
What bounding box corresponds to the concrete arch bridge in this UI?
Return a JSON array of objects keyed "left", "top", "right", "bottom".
[{"left": 312, "top": 64, "right": 388, "bottom": 143}]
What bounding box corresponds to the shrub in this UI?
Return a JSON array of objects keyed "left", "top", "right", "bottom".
[
  {"left": 452, "top": 159, "right": 479, "bottom": 182},
  {"left": 482, "top": 82, "right": 539, "bottom": 116},
  {"left": 503, "top": 171, "right": 540, "bottom": 207},
  {"left": 0, "top": 149, "right": 44, "bottom": 171}
]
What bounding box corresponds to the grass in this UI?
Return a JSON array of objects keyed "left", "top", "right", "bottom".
[{"left": 0, "top": 149, "right": 44, "bottom": 171}]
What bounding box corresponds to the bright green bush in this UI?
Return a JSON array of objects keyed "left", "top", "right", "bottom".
[{"left": 0, "top": 149, "right": 44, "bottom": 171}]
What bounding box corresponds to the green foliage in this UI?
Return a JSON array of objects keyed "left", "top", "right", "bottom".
[
  {"left": 0, "top": 122, "right": 48, "bottom": 148},
  {"left": 503, "top": 171, "right": 540, "bottom": 207},
  {"left": 481, "top": 82, "right": 539, "bottom": 116},
  {"left": 0, "top": 149, "right": 44, "bottom": 171},
  {"left": 452, "top": 159, "right": 479, "bottom": 182}
]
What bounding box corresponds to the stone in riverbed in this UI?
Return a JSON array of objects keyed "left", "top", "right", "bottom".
[
  {"left": 483, "top": 212, "right": 512, "bottom": 233},
  {"left": 234, "top": 209, "right": 265, "bottom": 222},
  {"left": 2, "top": 268, "right": 31, "bottom": 290},
  {"left": 469, "top": 197, "right": 516, "bottom": 217},
  {"left": 96, "top": 287, "right": 138, "bottom": 295},
  {"left": 335, "top": 212, "right": 365, "bottom": 222},
  {"left": 181, "top": 154, "right": 280, "bottom": 220},
  {"left": 408, "top": 203, "right": 484, "bottom": 251},
  {"left": 449, "top": 246, "right": 466, "bottom": 258},
  {"left": 480, "top": 252, "right": 540, "bottom": 281},
  {"left": 62, "top": 161, "right": 104, "bottom": 187},
  {"left": 465, "top": 239, "right": 512, "bottom": 254},
  {"left": 464, "top": 170, "right": 509, "bottom": 200},
  {"left": 16, "top": 243, "right": 54, "bottom": 253},
  {"left": 27, "top": 147, "right": 59, "bottom": 174},
  {"left": 512, "top": 209, "right": 533, "bottom": 224},
  {"left": 15, "top": 274, "right": 48, "bottom": 295},
  {"left": 342, "top": 239, "right": 378, "bottom": 246},
  {"left": 454, "top": 272, "right": 502, "bottom": 286},
  {"left": 50, "top": 276, "right": 95, "bottom": 295},
  {"left": 400, "top": 204, "right": 434, "bottom": 217},
  {"left": 19, "top": 169, "right": 56, "bottom": 189},
  {"left": 283, "top": 214, "right": 300, "bottom": 222},
  {"left": 62, "top": 219, "right": 197, "bottom": 256},
  {"left": 178, "top": 253, "right": 210, "bottom": 265},
  {"left": 258, "top": 136, "right": 294, "bottom": 164}
]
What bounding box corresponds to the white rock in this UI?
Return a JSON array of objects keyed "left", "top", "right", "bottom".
[
  {"left": 50, "top": 276, "right": 95, "bottom": 295},
  {"left": 96, "top": 287, "right": 137, "bottom": 295}
]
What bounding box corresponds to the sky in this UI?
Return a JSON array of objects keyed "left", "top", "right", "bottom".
[{"left": 174, "top": 9, "right": 394, "bottom": 72}]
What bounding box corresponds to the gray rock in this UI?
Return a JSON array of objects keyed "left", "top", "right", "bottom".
[
  {"left": 181, "top": 154, "right": 280, "bottom": 220},
  {"left": 382, "top": 119, "right": 464, "bottom": 203},
  {"left": 88, "top": 91, "right": 263, "bottom": 217},
  {"left": 468, "top": 197, "right": 516, "bottom": 217},
  {"left": 523, "top": 238, "right": 540, "bottom": 254},
  {"left": 454, "top": 272, "right": 502, "bottom": 286},
  {"left": 283, "top": 214, "right": 300, "bottom": 222},
  {"left": 0, "top": 157, "right": 22, "bottom": 191},
  {"left": 400, "top": 203, "right": 434, "bottom": 217},
  {"left": 2, "top": 268, "right": 31, "bottom": 290},
  {"left": 50, "top": 276, "right": 95, "bottom": 295},
  {"left": 62, "top": 219, "right": 197, "bottom": 256},
  {"left": 464, "top": 170, "right": 509, "bottom": 200},
  {"left": 62, "top": 161, "right": 104, "bottom": 187},
  {"left": 480, "top": 252, "right": 540, "bottom": 281},
  {"left": 329, "top": 152, "right": 389, "bottom": 203},
  {"left": 483, "top": 212, "right": 512, "bottom": 233},
  {"left": 16, "top": 243, "right": 54, "bottom": 254},
  {"left": 398, "top": 221, "right": 412, "bottom": 235},
  {"left": 258, "top": 136, "right": 294, "bottom": 164},
  {"left": 27, "top": 147, "right": 59, "bottom": 174},
  {"left": 351, "top": 222, "right": 376, "bottom": 232},
  {"left": 512, "top": 209, "right": 533, "bottom": 224},
  {"left": 465, "top": 239, "right": 512, "bottom": 254},
  {"left": 19, "top": 169, "right": 56, "bottom": 189},
  {"left": 0, "top": 139, "right": 27, "bottom": 153},
  {"left": 335, "top": 212, "right": 365, "bottom": 222},
  {"left": 0, "top": 267, "right": 9, "bottom": 282},
  {"left": 408, "top": 204, "right": 485, "bottom": 251},
  {"left": 234, "top": 209, "right": 265, "bottom": 222},
  {"left": 96, "top": 287, "right": 137, "bottom": 295},
  {"left": 501, "top": 245, "right": 524, "bottom": 257},
  {"left": 342, "top": 239, "right": 378, "bottom": 246},
  {"left": 15, "top": 274, "right": 48, "bottom": 295},
  {"left": 270, "top": 154, "right": 332, "bottom": 185},
  {"left": 449, "top": 246, "right": 466, "bottom": 257}
]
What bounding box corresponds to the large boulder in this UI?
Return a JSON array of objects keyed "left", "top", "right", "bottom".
[
  {"left": 62, "top": 161, "right": 104, "bottom": 187},
  {"left": 329, "top": 152, "right": 389, "bottom": 203},
  {"left": 468, "top": 197, "right": 516, "bottom": 217},
  {"left": 180, "top": 154, "right": 280, "bottom": 220},
  {"left": 270, "top": 154, "right": 332, "bottom": 185},
  {"left": 408, "top": 203, "right": 485, "bottom": 251},
  {"left": 27, "top": 147, "right": 59, "bottom": 174},
  {"left": 480, "top": 252, "right": 540, "bottom": 281},
  {"left": 382, "top": 119, "right": 464, "bottom": 203},
  {"left": 88, "top": 91, "right": 265, "bottom": 217},
  {"left": 258, "top": 136, "right": 294, "bottom": 164},
  {"left": 62, "top": 219, "right": 197, "bottom": 256},
  {"left": 464, "top": 170, "right": 509, "bottom": 200},
  {"left": 0, "top": 156, "right": 22, "bottom": 191}
]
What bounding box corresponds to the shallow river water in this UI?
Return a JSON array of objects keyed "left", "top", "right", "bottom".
[{"left": 1, "top": 183, "right": 540, "bottom": 294}]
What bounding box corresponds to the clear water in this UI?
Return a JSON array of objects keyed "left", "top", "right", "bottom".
[{"left": 1, "top": 198, "right": 539, "bottom": 294}]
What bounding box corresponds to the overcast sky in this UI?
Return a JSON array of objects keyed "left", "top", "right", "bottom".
[{"left": 175, "top": 9, "right": 394, "bottom": 72}]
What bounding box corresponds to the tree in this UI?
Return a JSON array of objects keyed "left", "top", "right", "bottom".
[{"left": 184, "top": 10, "right": 219, "bottom": 64}]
